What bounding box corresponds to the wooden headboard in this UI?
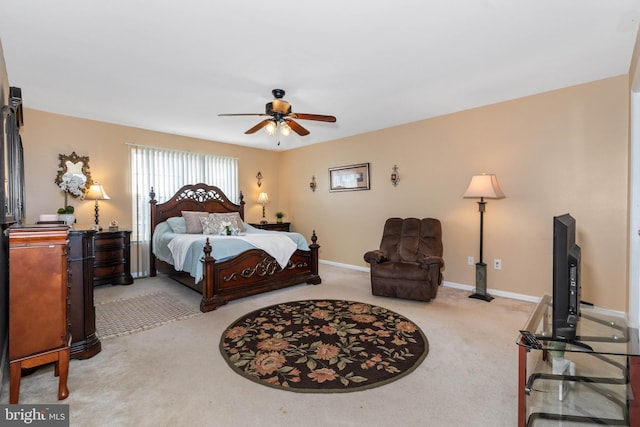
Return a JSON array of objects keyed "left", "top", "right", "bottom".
[{"left": 149, "top": 183, "right": 245, "bottom": 236}]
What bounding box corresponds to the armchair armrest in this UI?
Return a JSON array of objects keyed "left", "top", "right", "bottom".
[
  {"left": 364, "top": 250, "right": 387, "bottom": 264},
  {"left": 419, "top": 255, "right": 445, "bottom": 270}
]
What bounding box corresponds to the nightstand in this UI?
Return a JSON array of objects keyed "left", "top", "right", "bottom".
[
  {"left": 93, "top": 230, "right": 133, "bottom": 286},
  {"left": 250, "top": 222, "right": 291, "bottom": 232}
]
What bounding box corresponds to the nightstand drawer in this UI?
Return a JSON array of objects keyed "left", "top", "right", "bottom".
[
  {"left": 249, "top": 222, "right": 291, "bottom": 232},
  {"left": 95, "top": 248, "right": 123, "bottom": 262},
  {"left": 94, "top": 263, "right": 124, "bottom": 278},
  {"left": 95, "top": 236, "right": 124, "bottom": 248}
]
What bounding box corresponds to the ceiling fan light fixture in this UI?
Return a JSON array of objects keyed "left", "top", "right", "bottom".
[
  {"left": 280, "top": 122, "right": 291, "bottom": 136},
  {"left": 264, "top": 120, "right": 277, "bottom": 136}
]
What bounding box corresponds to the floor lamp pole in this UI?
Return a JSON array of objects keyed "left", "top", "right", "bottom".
[{"left": 469, "top": 197, "right": 494, "bottom": 301}]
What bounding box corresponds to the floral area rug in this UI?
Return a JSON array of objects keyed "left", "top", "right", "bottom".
[{"left": 219, "top": 299, "right": 428, "bottom": 393}]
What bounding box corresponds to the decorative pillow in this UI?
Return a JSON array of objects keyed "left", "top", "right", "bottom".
[
  {"left": 166, "top": 216, "right": 187, "bottom": 234},
  {"left": 213, "top": 212, "right": 246, "bottom": 232},
  {"left": 200, "top": 216, "right": 220, "bottom": 235},
  {"left": 181, "top": 211, "right": 209, "bottom": 234}
]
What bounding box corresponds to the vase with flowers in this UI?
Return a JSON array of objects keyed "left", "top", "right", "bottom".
[
  {"left": 275, "top": 212, "right": 285, "bottom": 223},
  {"left": 57, "top": 173, "right": 85, "bottom": 225}
]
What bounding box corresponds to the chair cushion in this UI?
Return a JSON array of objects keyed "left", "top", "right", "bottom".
[{"left": 372, "top": 261, "right": 430, "bottom": 281}]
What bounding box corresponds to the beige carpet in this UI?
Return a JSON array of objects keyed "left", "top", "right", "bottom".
[
  {"left": 96, "top": 291, "right": 202, "bottom": 339},
  {"left": 0, "top": 264, "right": 534, "bottom": 427}
]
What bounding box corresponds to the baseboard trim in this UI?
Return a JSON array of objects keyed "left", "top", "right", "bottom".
[{"left": 318, "top": 259, "right": 626, "bottom": 318}]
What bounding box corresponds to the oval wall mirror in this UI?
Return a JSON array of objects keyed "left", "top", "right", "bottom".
[{"left": 54, "top": 152, "right": 93, "bottom": 198}]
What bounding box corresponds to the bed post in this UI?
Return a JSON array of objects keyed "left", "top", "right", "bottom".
[
  {"left": 238, "top": 191, "right": 245, "bottom": 220},
  {"left": 200, "top": 238, "right": 217, "bottom": 312},
  {"left": 149, "top": 187, "right": 157, "bottom": 277},
  {"left": 309, "top": 230, "right": 321, "bottom": 284}
]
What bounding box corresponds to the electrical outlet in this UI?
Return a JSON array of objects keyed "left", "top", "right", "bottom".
[
  {"left": 467, "top": 256, "right": 474, "bottom": 266},
  {"left": 494, "top": 259, "right": 502, "bottom": 270}
]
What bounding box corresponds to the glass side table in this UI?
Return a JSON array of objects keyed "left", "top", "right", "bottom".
[{"left": 517, "top": 295, "right": 640, "bottom": 426}]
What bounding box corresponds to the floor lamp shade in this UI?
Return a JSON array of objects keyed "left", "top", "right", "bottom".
[{"left": 463, "top": 173, "right": 505, "bottom": 302}]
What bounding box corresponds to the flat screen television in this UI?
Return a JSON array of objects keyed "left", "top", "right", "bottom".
[{"left": 552, "top": 213, "right": 581, "bottom": 341}]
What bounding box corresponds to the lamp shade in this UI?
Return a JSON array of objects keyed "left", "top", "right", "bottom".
[
  {"left": 463, "top": 174, "right": 505, "bottom": 199},
  {"left": 257, "top": 192, "right": 269, "bottom": 205},
  {"left": 85, "top": 183, "right": 110, "bottom": 200}
]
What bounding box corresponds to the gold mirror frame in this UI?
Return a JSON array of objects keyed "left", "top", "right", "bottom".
[{"left": 54, "top": 152, "right": 93, "bottom": 198}]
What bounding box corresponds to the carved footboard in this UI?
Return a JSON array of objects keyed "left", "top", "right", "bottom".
[{"left": 199, "top": 232, "right": 321, "bottom": 312}]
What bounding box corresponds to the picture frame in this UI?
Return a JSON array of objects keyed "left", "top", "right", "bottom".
[{"left": 329, "top": 163, "right": 370, "bottom": 192}]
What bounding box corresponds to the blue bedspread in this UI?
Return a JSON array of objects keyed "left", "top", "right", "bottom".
[{"left": 152, "top": 222, "right": 310, "bottom": 283}]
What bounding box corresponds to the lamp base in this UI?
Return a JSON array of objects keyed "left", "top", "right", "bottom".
[
  {"left": 469, "top": 262, "right": 494, "bottom": 302},
  {"left": 260, "top": 220, "right": 268, "bottom": 224}
]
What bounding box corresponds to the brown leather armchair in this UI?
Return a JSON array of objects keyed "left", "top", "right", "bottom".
[{"left": 364, "top": 218, "right": 444, "bottom": 302}]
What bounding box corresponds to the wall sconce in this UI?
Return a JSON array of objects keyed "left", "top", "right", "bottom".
[
  {"left": 309, "top": 175, "right": 317, "bottom": 192},
  {"left": 256, "top": 171, "right": 263, "bottom": 187},
  {"left": 390, "top": 165, "right": 400, "bottom": 186}
]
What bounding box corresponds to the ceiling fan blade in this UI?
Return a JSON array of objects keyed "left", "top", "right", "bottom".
[
  {"left": 218, "top": 113, "right": 269, "bottom": 117},
  {"left": 245, "top": 119, "right": 273, "bottom": 134},
  {"left": 290, "top": 113, "right": 336, "bottom": 123},
  {"left": 285, "top": 119, "right": 310, "bottom": 136}
]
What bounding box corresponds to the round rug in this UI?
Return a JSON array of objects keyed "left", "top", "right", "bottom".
[{"left": 219, "top": 299, "right": 429, "bottom": 393}]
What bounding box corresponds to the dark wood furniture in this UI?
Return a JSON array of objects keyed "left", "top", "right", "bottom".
[
  {"left": 250, "top": 222, "right": 291, "bottom": 232},
  {"left": 68, "top": 228, "right": 101, "bottom": 359},
  {"left": 149, "top": 184, "right": 321, "bottom": 312},
  {"left": 93, "top": 230, "right": 133, "bottom": 286},
  {"left": 8, "top": 225, "right": 70, "bottom": 404}
]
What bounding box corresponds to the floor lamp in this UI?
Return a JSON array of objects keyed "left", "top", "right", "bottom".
[{"left": 463, "top": 173, "right": 505, "bottom": 302}]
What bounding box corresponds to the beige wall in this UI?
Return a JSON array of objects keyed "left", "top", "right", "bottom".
[
  {"left": 19, "top": 75, "right": 630, "bottom": 311},
  {"left": 281, "top": 75, "right": 629, "bottom": 311},
  {"left": 21, "top": 110, "right": 282, "bottom": 228}
]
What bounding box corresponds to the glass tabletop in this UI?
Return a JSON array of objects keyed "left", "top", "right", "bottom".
[{"left": 517, "top": 295, "right": 639, "bottom": 357}]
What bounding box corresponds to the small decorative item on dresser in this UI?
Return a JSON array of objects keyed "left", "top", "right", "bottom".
[
  {"left": 275, "top": 212, "right": 285, "bottom": 223},
  {"left": 109, "top": 219, "right": 119, "bottom": 231}
]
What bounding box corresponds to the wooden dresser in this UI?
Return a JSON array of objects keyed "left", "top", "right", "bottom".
[
  {"left": 8, "top": 225, "right": 70, "bottom": 404},
  {"left": 67, "top": 228, "right": 101, "bottom": 359},
  {"left": 93, "top": 230, "right": 133, "bottom": 286}
]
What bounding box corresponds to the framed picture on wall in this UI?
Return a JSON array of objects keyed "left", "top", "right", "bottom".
[{"left": 329, "top": 163, "right": 370, "bottom": 192}]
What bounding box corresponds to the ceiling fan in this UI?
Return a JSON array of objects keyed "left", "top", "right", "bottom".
[{"left": 218, "top": 89, "right": 336, "bottom": 137}]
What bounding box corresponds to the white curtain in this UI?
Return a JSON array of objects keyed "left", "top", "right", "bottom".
[{"left": 129, "top": 144, "right": 238, "bottom": 277}]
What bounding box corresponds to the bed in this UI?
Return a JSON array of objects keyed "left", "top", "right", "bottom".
[{"left": 149, "top": 183, "right": 321, "bottom": 312}]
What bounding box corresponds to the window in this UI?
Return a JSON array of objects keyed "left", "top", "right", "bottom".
[{"left": 129, "top": 144, "right": 238, "bottom": 277}]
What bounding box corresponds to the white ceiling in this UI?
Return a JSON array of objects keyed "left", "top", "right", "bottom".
[{"left": 0, "top": 1, "right": 639, "bottom": 151}]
